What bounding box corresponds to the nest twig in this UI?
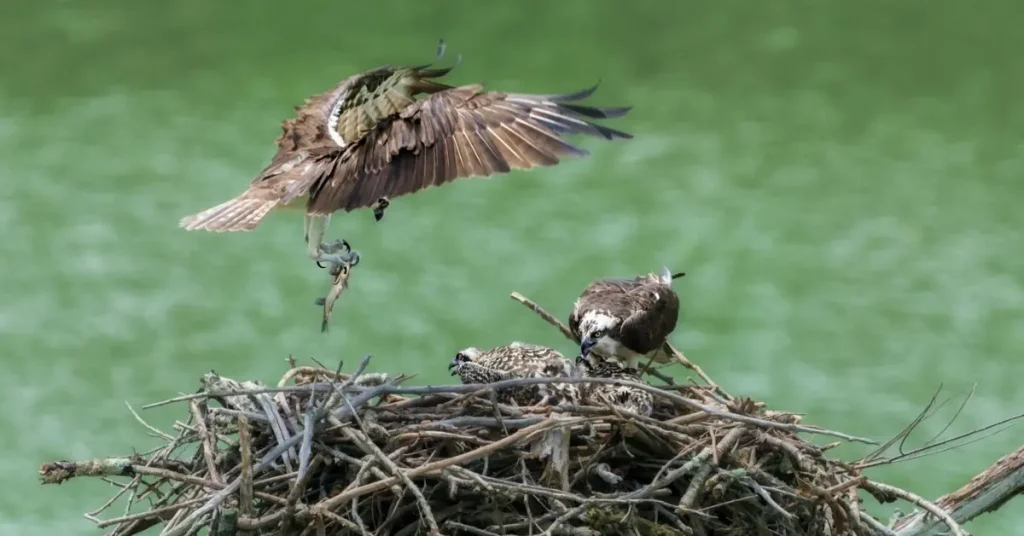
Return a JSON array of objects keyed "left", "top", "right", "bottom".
[{"left": 38, "top": 292, "right": 1024, "bottom": 536}]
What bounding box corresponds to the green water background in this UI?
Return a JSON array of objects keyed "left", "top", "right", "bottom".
[{"left": 1, "top": 1, "right": 1023, "bottom": 533}]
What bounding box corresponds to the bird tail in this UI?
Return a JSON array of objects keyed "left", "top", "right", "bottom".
[
  {"left": 179, "top": 194, "right": 280, "bottom": 232},
  {"left": 658, "top": 267, "right": 686, "bottom": 285}
]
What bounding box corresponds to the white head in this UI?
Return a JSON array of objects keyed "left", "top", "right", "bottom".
[
  {"left": 449, "top": 346, "right": 482, "bottom": 375},
  {"left": 578, "top": 311, "right": 622, "bottom": 359}
]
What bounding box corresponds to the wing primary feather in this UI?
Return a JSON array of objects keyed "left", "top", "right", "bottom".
[
  {"left": 421, "top": 138, "right": 437, "bottom": 187},
  {"left": 432, "top": 142, "right": 448, "bottom": 186},
  {"left": 528, "top": 107, "right": 631, "bottom": 140},
  {"left": 499, "top": 123, "right": 561, "bottom": 165},
  {"left": 452, "top": 131, "right": 470, "bottom": 177},
  {"left": 517, "top": 82, "right": 601, "bottom": 103},
  {"left": 558, "top": 103, "right": 633, "bottom": 119},
  {"left": 458, "top": 130, "right": 487, "bottom": 176},
  {"left": 511, "top": 119, "right": 589, "bottom": 158},
  {"left": 438, "top": 136, "right": 454, "bottom": 184},
  {"left": 488, "top": 127, "right": 530, "bottom": 168}
]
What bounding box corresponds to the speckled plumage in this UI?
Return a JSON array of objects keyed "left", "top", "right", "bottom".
[
  {"left": 568, "top": 267, "right": 684, "bottom": 370},
  {"left": 449, "top": 342, "right": 581, "bottom": 407},
  {"left": 577, "top": 355, "right": 654, "bottom": 417}
]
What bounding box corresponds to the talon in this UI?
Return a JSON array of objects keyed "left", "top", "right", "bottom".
[
  {"left": 314, "top": 248, "right": 361, "bottom": 268},
  {"left": 319, "top": 239, "right": 351, "bottom": 255}
]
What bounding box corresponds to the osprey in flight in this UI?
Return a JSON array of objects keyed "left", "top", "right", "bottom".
[
  {"left": 449, "top": 342, "right": 580, "bottom": 407},
  {"left": 178, "top": 43, "right": 633, "bottom": 268},
  {"left": 569, "top": 267, "right": 685, "bottom": 370},
  {"left": 577, "top": 354, "right": 653, "bottom": 417}
]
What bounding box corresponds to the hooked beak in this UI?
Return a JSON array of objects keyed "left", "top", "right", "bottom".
[
  {"left": 447, "top": 358, "right": 459, "bottom": 375},
  {"left": 580, "top": 336, "right": 597, "bottom": 357}
]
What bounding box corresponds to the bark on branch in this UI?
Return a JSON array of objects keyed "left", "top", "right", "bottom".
[{"left": 894, "top": 444, "right": 1024, "bottom": 535}]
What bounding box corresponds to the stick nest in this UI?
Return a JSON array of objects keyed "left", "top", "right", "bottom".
[{"left": 38, "top": 294, "right": 977, "bottom": 536}]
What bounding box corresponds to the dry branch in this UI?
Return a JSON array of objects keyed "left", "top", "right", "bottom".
[
  {"left": 892, "top": 444, "right": 1024, "bottom": 536},
  {"left": 37, "top": 291, "right": 1024, "bottom": 536}
]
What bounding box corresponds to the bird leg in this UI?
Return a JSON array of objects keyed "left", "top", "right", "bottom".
[{"left": 304, "top": 213, "right": 361, "bottom": 268}]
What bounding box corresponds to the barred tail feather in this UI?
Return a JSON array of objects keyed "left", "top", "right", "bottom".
[{"left": 179, "top": 196, "right": 280, "bottom": 232}]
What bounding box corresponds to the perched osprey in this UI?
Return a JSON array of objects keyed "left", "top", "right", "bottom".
[
  {"left": 576, "top": 354, "right": 653, "bottom": 417},
  {"left": 178, "top": 44, "right": 633, "bottom": 268},
  {"left": 568, "top": 267, "right": 685, "bottom": 370},
  {"left": 448, "top": 342, "right": 580, "bottom": 407}
]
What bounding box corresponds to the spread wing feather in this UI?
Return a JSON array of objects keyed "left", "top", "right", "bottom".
[{"left": 306, "top": 83, "right": 632, "bottom": 214}]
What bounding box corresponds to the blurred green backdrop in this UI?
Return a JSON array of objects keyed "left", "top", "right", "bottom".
[{"left": 1, "top": 0, "right": 1022, "bottom": 534}]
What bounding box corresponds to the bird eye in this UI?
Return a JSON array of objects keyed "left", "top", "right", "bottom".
[
  {"left": 455, "top": 352, "right": 468, "bottom": 362},
  {"left": 592, "top": 330, "right": 605, "bottom": 339}
]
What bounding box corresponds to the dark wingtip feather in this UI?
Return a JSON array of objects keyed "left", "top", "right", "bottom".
[
  {"left": 577, "top": 120, "right": 633, "bottom": 140},
  {"left": 559, "top": 103, "right": 633, "bottom": 119},
  {"left": 416, "top": 65, "right": 455, "bottom": 79},
  {"left": 547, "top": 81, "right": 601, "bottom": 103}
]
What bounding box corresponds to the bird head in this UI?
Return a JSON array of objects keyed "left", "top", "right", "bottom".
[
  {"left": 448, "top": 347, "right": 481, "bottom": 376},
  {"left": 578, "top": 311, "right": 619, "bottom": 358},
  {"left": 575, "top": 353, "right": 599, "bottom": 375}
]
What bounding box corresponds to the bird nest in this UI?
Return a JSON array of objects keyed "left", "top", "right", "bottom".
[{"left": 38, "top": 294, "right": 998, "bottom": 536}]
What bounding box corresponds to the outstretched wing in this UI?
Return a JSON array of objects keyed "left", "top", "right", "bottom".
[
  {"left": 306, "top": 83, "right": 632, "bottom": 214},
  {"left": 179, "top": 62, "right": 455, "bottom": 232},
  {"left": 617, "top": 285, "right": 680, "bottom": 356}
]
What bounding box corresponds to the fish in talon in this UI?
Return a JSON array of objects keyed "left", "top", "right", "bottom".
[{"left": 315, "top": 259, "right": 356, "bottom": 333}]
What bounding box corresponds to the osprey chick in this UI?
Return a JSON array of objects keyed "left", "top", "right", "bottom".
[
  {"left": 576, "top": 354, "right": 653, "bottom": 417},
  {"left": 449, "top": 342, "right": 580, "bottom": 407},
  {"left": 178, "top": 42, "right": 633, "bottom": 269},
  {"left": 568, "top": 267, "right": 684, "bottom": 370}
]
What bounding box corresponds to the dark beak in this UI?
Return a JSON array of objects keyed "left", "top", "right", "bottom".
[
  {"left": 448, "top": 358, "right": 459, "bottom": 375},
  {"left": 580, "top": 337, "right": 597, "bottom": 357}
]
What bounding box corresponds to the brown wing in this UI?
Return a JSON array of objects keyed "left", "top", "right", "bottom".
[
  {"left": 179, "top": 64, "right": 453, "bottom": 232},
  {"left": 306, "top": 83, "right": 632, "bottom": 214},
  {"left": 261, "top": 65, "right": 455, "bottom": 179},
  {"left": 617, "top": 285, "right": 680, "bottom": 355}
]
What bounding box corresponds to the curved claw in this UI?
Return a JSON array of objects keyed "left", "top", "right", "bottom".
[
  {"left": 320, "top": 239, "right": 351, "bottom": 254},
  {"left": 315, "top": 239, "right": 354, "bottom": 269},
  {"left": 317, "top": 249, "right": 360, "bottom": 268}
]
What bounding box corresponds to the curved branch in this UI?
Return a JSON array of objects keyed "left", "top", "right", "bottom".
[{"left": 893, "top": 444, "right": 1024, "bottom": 536}]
